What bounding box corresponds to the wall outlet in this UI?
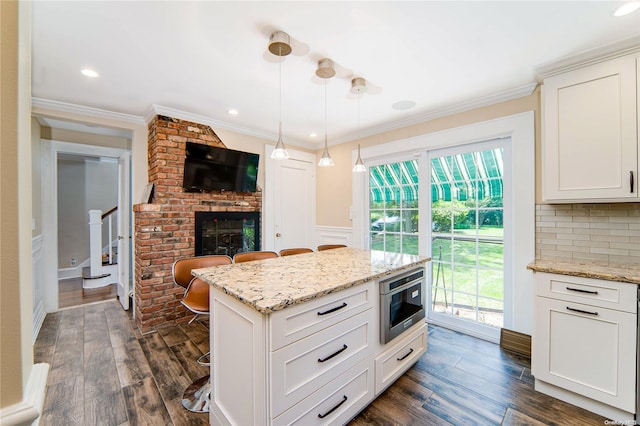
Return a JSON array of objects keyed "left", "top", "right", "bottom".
[{"left": 71, "top": 258, "right": 77, "bottom": 267}]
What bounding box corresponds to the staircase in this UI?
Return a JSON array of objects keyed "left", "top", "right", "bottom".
[{"left": 83, "top": 208, "right": 118, "bottom": 289}]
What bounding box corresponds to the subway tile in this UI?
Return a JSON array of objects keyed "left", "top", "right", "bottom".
[
  {"left": 610, "top": 242, "right": 640, "bottom": 250},
  {"left": 591, "top": 234, "right": 630, "bottom": 243},
  {"left": 556, "top": 233, "right": 590, "bottom": 241},
  {"left": 611, "top": 229, "right": 640, "bottom": 237},
  {"left": 573, "top": 228, "right": 610, "bottom": 236},
  {"left": 571, "top": 252, "right": 609, "bottom": 262},
  {"left": 557, "top": 245, "right": 588, "bottom": 253},
  {"left": 573, "top": 240, "right": 609, "bottom": 248},
  {"left": 589, "top": 222, "right": 628, "bottom": 230},
  {"left": 590, "top": 247, "right": 629, "bottom": 256}
]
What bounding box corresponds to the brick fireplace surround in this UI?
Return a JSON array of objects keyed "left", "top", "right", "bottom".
[{"left": 133, "top": 115, "right": 261, "bottom": 332}]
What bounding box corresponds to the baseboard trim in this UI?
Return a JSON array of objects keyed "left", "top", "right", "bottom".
[
  {"left": 32, "top": 301, "right": 46, "bottom": 344},
  {"left": 0, "top": 363, "right": 49, "bottom": 426},
  {"left": 500, "top": 328, "right": 531, "bottom": 358}
]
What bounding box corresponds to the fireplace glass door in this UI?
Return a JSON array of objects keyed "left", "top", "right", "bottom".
[{"left": 195, "top": 212, "right": 260, "bottom": 257}]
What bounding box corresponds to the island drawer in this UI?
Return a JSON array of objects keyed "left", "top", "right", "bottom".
[
  {"left": 270, "top": 308, "right": 375, "bottom": 417},
  {"left": 272, "top": 358, "right": 374, "bottom": 426},
  {"left": 534, "top": 272, "right": 637, "bottom": 313},
  {"left": 375, "top": 322, "right": 427, "bottom": 395},
  {"left": 270, "top": 280, "right": 375, "bottom": 350}
]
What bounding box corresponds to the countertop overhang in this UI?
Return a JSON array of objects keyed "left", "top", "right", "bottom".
[
  {"left": 527, "top": 258, "right": 640, "bottom": 285},
  {"left": 192, "top": 248, "right": 430, "bottom": 314}
]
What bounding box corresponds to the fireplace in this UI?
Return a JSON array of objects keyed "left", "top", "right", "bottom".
[{"left": 195, "top": 211, "right": 261, "bottom": 257}]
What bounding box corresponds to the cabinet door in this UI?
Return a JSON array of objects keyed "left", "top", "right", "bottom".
[
  {"left": 542, "top": 55, "right": 638, "bottom": 201},
  {"left": 533, "top": 296, "right": 636, "bottom": 413}
]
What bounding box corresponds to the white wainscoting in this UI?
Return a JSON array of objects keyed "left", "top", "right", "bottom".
[
  {"left": 32, "top": 235, "right": 45, "bottom": 343},
  {"left": 315, "top": 226, "right": 354, "bottom": 249}
]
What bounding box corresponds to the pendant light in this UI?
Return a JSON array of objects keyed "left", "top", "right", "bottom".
[
  {"left": 316, "top": 58, "right": 335, "bottom": 167},
  {"left": 269, "top": 31, "right": 291, "bottom": 160},
  {"left": 352, "top": 77, "right": 367, "bottom": 172}
]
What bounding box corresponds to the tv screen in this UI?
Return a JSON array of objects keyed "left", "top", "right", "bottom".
[{"left": 182, "top": 142, "right": 259, "bottom": 193}]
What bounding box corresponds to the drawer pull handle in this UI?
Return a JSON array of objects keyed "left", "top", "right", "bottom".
[
  {"left": 631, "top": 171, "right": 635, "bottom": 193},
  {"left": 318, "top": 395, "right": 348, "bottom": 419},
  {"left": 397, "top": 347, "right": 414, "bottom": 361},
  {"left": 566, "top": 286, "right": 598, "bottom": 295},
  {"left": 318, "top": 344, "right": 348, "bottom": 363},
  {"left": 566, "top": 306, "right": 598, "bottom": 316},
  {"left": 317, "top": 302, "right": 347, "bottom": 316}
]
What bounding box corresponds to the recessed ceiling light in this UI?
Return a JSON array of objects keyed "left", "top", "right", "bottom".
[
  {"left": 614, "top": 2, "right": 640, "bottom": 16},
  {"left": 309, "top": 132, "right": 317, "bottom": 138},
  {"left": 392, "top": 100, "right": 416, "bottom": 110},
  {"left": 81, "top": 68, "right": 99, "bottom": 78},
  {"left": 227, "top": 109, "right": 238, "bottom": 116}
]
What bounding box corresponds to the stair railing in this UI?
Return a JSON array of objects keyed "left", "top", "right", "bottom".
[{"left": 88, "top": 207, "right": 118, "bottom": 277}]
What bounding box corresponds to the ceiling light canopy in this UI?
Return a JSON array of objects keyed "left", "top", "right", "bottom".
[{"left": 269, "top": 31, "right": 292, "bottom": 160}]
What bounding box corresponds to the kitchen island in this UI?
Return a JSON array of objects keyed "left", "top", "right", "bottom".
[{"left": 193, "top": 247, "right": 430, "bottom": 425}]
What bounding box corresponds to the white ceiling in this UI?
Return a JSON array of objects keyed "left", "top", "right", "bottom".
[{"left": 32, "top": 1, "right": 640, "bottom": 148}]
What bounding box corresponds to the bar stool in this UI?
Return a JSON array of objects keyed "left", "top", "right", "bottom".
[
  {"left": 317, "top": 244, "right": 347, "bottom": 251},
  {"left": 172, "top": 255, "right": 232, "bottom": 413},
  {"left": 233, "top": 250, "right": 278, "bottom": 263},
  {"left": 279, "top": 248, "right": 313, "bottom": 257}
]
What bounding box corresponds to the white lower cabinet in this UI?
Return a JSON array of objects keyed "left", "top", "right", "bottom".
[
  {"left": 211, "top": 277, "right": 428, "bottom": 425},
  {"left": 375, "top": 323, "right": 427, "bottom": 395},
  {"left": 272, "top": 358, "right": 375, "bottom": 426},
  {"left": 271, "top": 309, "right": 375, "bottom": 417},
  {"left": 533, "top": 272, "right": 637, "bottom": 421}
]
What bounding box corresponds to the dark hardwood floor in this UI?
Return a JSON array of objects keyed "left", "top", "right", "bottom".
[
  {"left": 58, "top": 277, "right": 118, "bottom": 308},
  {"left": 35, "top": 300, "right": 611, "bottom": 425}
]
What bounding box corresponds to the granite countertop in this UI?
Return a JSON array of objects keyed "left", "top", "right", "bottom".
[
  {"left": 527, "top": 259, "right": 640, "bottom": 285},
  {"left": 192, "top": 247, "right": 430, "bottom": 314}
]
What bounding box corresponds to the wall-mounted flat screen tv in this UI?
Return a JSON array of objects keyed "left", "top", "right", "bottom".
[{"left": 182, "top": 142, "right": 259, "bottom": 193}]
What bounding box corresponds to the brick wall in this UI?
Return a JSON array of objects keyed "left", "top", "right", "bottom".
[
  {"left": 133, "top": 115, "right": 261, "bottom": 332},
  {"left": 536, "top": 203, "right": 640, "bottom": 265}
]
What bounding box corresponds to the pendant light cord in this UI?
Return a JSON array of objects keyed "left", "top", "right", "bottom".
[
  {"left": 324, "top": 79, "right": 328, "bottom": 148},
  {"left": 279, "top": 45, "right": 282, "bottom": 129}
]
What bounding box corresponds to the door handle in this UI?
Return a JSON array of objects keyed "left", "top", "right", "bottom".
[{"left": 630, "top": 171, "right": 634, "bottom": 193}]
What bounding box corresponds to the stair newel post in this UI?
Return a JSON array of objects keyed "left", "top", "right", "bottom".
[{"left": 89, "top": 210, "right": 103, "bottom": 276}]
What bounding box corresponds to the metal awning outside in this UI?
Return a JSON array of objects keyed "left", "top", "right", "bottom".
[{"left": 368, "top": 147, "right": 504, "bottom": 204}]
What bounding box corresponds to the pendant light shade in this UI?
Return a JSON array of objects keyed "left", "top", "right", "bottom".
[
  {"left": 317, "top": 59, "right": 334, "bottom": 167},
  {"left": 352, "top": 77, "right": 367, "bottom": 172},
  {"left": 353, "top": 144, "right": 366, "bottom": 172},
  {"left": 270, "top": 31, "right": 291, "bottom": 160}
]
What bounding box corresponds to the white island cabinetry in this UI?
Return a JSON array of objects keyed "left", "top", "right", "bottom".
[{"left": 195, "top": 248, "right": 430, "bottom": 426}]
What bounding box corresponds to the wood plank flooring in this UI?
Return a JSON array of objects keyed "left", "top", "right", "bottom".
[
  {"left": 35, "top": 300, "right": 612, "bottom": 425},
  {"left": 58, "top": 277, "right": 118, "bottom": 308}
]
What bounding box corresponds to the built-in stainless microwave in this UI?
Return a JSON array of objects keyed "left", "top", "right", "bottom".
[{"left": 380, "top": 267, "right": 426, "bottom": 344}]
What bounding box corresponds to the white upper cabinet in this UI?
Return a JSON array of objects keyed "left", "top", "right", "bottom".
[{"left": 542, "top": 54, "right": 639, "bottom": 202}]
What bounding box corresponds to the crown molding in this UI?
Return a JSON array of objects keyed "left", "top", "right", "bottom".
[
  {"left": 31, "top": 98, "right": 146, "bottom": 125},
  {"left": 146, "top": 104, "right": 319, "bottom": 150},
  {"left": 537, "top": 35, "right": 640, "bottom": 79},
  {"left": 330, "top": 82, "right": 538, "bottom": 145}
]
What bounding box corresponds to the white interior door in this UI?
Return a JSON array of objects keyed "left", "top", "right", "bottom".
[
  {"left": 264, "top": 146, "right": 316, "bottom": 252},
  {"left": 117, "top": 152, "right": 131, "bottom": 310}
]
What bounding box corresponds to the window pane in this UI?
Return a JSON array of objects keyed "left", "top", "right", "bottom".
[
  {"left": 368, "top": 159, "right": 419, "bottom": 256},
  {"left": 478, "top": 241, "right": 503, "bottom": 269},
  {"left": 432, "top": 237, "right": 452, "bottom": 263},
  {"left": 432, "top": 208, "right": 451, "bottom": 233},
  {"left": 402, "top": 235, "right": 419, "bottom": 255}
]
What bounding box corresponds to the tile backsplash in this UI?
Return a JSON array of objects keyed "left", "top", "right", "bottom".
[{"left": 536, "top": 203, "right": 640, "bottom": 265}]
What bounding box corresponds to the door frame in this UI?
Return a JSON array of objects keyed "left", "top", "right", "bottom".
[
  {"left": 41, "top": 140, "right": 130, "bottom": 312},
  {"left": 351, "top": 112, "right": 535, "bottom": 336},
  {"left": 263, "top": 145, "right": 317, "bottom": 251}
]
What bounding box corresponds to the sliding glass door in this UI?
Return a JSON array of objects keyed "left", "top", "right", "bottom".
[{"left": 428, "top": 139, "right": 509, "bottom": 340}]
